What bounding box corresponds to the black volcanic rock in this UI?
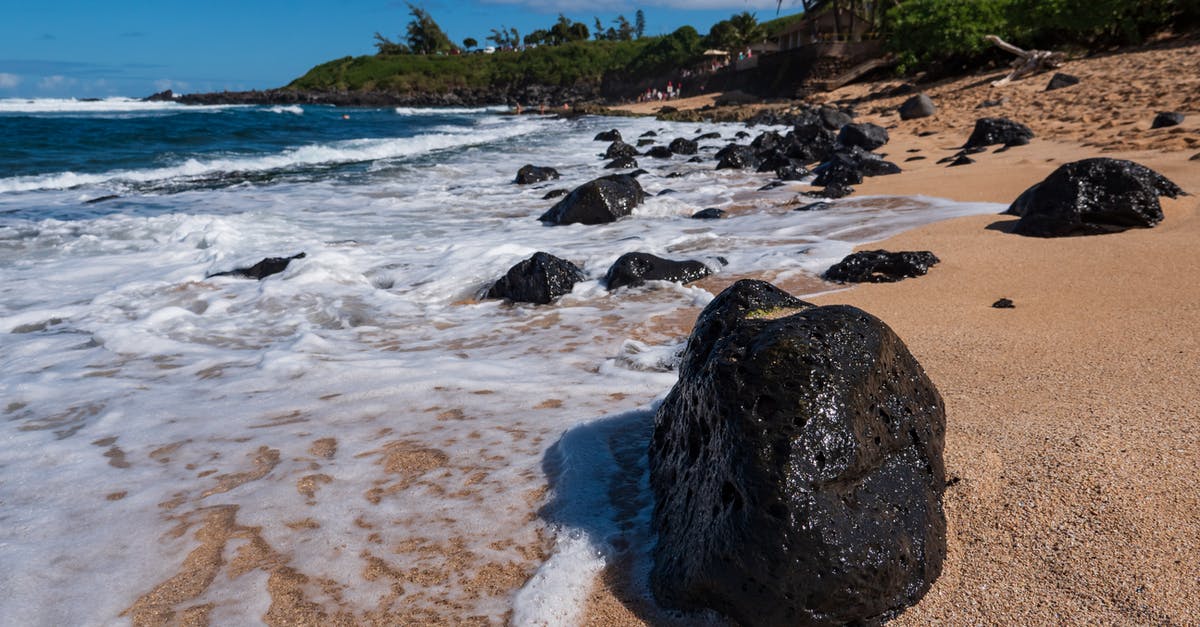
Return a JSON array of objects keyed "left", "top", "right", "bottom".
[
  {"left": 963, "top": 117, "right": 1034, "bottom": 149},
  {"left": 538, "top": 174, "right": 645, "bottom": 225},
  {"left": 716, "top": 145, "right": 762, "bottom": 170},
  {"left": 605, "top": 156, "right": 639, "bottom": 169},
  {"left": 637, "top": 138, "right": 657, "bottom": 147},
  {"left": 899, "top": 93, "right": 936, "bottom": 120},
  {"left": 1151, "top": 111, "right": 1185, "bottom": 129},
  {"left": 817, "top": 105, "right": 854, "bottom": 130},
  {"left": 776, "top": 165, "right": 810, "bottom": 181},
  {"left": 824, "top": 250, "right": 940, "bottom": 283},
  {"left": 208, "top": 253, "right": 306, "bottom": 280},
  {"left": 649, "top": 279, "right": 946, "bottom": 627},
  {"left": 669, "top": 137, "right": 699, "bottom": 155},
  {"left": 1045, "top": 73, "right": 1080, "bottom": 91},
  {"left": 1006, "top": 158, "right": 1183, "bottom": 237},
  {"left": 542, "top": 188, "right": 568, "bottom": 199},
  {"left": 485, "top": 252, "right": 584, "bottom": 304},
  {"left": 803, "top": 183, "right": 854, "bottom": 199},
  {"left": 604, "top": 140, "right": 639, "bottom": 159},
  {"left": 695, "top": 132, "right": 721, "bottom": 141},
  {"left": 992, "top": 298, "right": 1015, "bottom": 309},
  {"left": 691, "top": 208, "right": 726, "bottom": 220},
  {"left": 604, "top": 252, "right": 711, "bottom": 290},
  {"left": 645, "top": 146, "right": 675, "bottom": 159},
  {"left": 595, "top": 129, "right": 622, "bottom": 142},
  {"left": 515, "top": 164, "right": 560, "bottom": 185},
  {"left": 794, "top": 201, "right": 833, "bottom": 212},
  {"left": 640, "top": 130, "right": 658, "bottom": 138},
  {"left": 837, "top": 122, "right": 890, "bottom": 150}
]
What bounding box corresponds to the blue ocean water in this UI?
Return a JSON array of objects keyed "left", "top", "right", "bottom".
[{"left": 0, "top": 97, "right": 1002, "bottom": 624}]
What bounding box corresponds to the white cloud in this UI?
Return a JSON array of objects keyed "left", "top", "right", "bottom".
[
  {"left": 480, "top": 0, "right": 782, "bottom": 11},
  {"left": 38, "top": 75, "right": 77, "bottom": 90},
  {"left": 0, "top": 73, "right": 21, "bottom": 89}
]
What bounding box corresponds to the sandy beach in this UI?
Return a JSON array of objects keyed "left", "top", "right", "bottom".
[{"left": 585, "top": 35, "right": 1200, "bottom": 625}]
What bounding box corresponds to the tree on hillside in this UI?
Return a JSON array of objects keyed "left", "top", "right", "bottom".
[
  {"left": 547, "top": 14, "right": 590, "bottom": 44},
  {"left": 405, "top": 3, "right": 455, "bottom": 54},
  {"left": 635, "top": 10, "right": 646, "bottom": 38},
  {"left": 705, "top": 11, "right": 766, "bottom": 49},
  {"left": 374, "top": 32, "right": 411, "bottom": 55},
  {"left": 487, "top": 26, "right": 520, "bottom": 48},
  {"left": 463, "top": 37, "right": 477, "bottom": 51}
]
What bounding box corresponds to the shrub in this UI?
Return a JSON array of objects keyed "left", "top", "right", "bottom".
[{"left": 885, "top": 0, "right": 1014, "bottom": 74}]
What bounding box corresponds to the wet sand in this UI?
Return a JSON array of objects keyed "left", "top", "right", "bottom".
[{"left": 586, "top": 34, "right": 1200, "bottom": 625}]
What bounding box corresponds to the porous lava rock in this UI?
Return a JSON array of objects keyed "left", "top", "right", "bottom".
[
  {"left": 776, "top": 165, "right": 811, "bottom": 181},
  {"left": 542, "top": 188, "right": 568, "bottom": 199},
  {"left": 963, "top": 117, "right": 1034, "bottom": 149},
  {"left": 649, "top": 279, "right": 947, "bottom": 627},
  {"left": 837, "top": 122, "right": 890, "bottom": 150},
  {"left": 594, "top": 129, "right": 622, "bottom": 142},
  {"left": 1151, "top": 111, "right": 1185, "bottom": 129},
  {"left": 485, "top": 252, "right": 585, "bottom": 304},
  {"left": 1006, "top": 158, "right": 1183, "bottom": 237},
  {"left": 899, "top": 94, "right": 936, "bottom": 120},
  {"left": 824, "top": 250, "right": 940, "bottom": 283},
  {"left": 604, "top": 140, "right": 639, "bottom": 159},
  {"left": 1045, "top": 73, "right": 1080, "bottom": 91},
  {"left": 691, "top": 208, "right": 725, "bottom": 220},
  {"left": 645, "top": 146, "right": 675, "bottom": 159},
  {"left": 669, "top": 137, "right": 699, "bottom": 155},
  {"left": 604, "top": 252, "right": 711, "bottom": 290},
  {"left": 695, "top": 132, "right": 721, "bottom": 141},
  {"left": 208, "top": 253, "right": 306, "bottom": 280},
  {"left": 604, "top": 156, "right": 638, "bottom": 170},
  {"left": 716, "top": 145, "right": 762, "bottom": 170},
  {"left": 538, "top": 174, "right": 645, "bottom": 225},
  {"left": 514, "top": 164, "right": 560, "bottom": 185}
]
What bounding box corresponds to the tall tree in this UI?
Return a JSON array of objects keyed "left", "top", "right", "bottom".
[
  {"left": 635, "top": 9, "right": 647, "bottom": 38},
  {"left": 404, "top": 3, "right": 454, "bottom": 54}
]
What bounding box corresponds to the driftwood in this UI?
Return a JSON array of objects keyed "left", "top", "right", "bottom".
[{"left": 987, "top": 35, "right": 1065, "bottom": 86}]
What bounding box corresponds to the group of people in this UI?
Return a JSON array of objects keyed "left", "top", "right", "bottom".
[{"left": 637, "top": 81, "right": 684, "bottom": 103}]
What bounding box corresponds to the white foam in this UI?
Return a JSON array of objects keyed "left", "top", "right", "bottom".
[
  {"left": 266, "top": 104, "right": 304, "bottom": 115},
  {"left": 394, "top": 105, "right": 510, "bottom": 115},
  {"left": 0, "top": 97, "right": 234, "bottom": 113}
]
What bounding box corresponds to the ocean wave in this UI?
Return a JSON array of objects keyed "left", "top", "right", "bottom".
[
  {"left": 0, "top": 97, "right": 236, "bottom": 114},
  {"left": 394, "top": 105, "right": 510, "bottom": 116},
  {"left": 266, "top": 105, "right": 304, "bottom": 115},
  {"left": 0, "top": 120, "right": 544, "bottom": 194}
]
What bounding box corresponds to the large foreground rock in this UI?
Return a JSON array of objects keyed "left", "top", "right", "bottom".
[
  {"left": 538, "top": 174, "right": 645, "bottom": 225},
  {"left": 649, "top": 279, "right": 947, "bottom": 626},
  {"left": 604, "top": 252, "right": 710, "bottom": 290},
  {"left": 1006, "top": 158, "right": 1183, "bottom": 237},
  {"left": 484, "top": 252, "right": 584, "bottom": 304},
  {"left": 823, "top": 250, "right": 940, "bottom": 283}
]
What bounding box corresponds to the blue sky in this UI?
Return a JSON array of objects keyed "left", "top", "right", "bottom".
[{"left": 0, "top": 0, "right": 798, "bottom": 99}]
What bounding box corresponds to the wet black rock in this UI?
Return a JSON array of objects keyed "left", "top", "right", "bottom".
[
  {"left": 818, "top": 105, "right": 854, "bottom": 130},
  {"left": 1006, "top": 158, "right": 1183, "bottom": 237},
  {"left": 992, "top": 298, "right": 1015, "bottom": 309},
  {"left": 604, "top": 252, "right": 711, "bottom": 290},
  {"left": 640, "top": 130, "right": 658, "bottom": 138},
  {"left": 514, "top": 164, "right": 560, "bottom": 185},
  {"left": 485, "top": 252, "right": 585, "bottom": 304},
  {"left": 838, "top": 122, "right": 890, "bottom": 151},
  {"left": 695, "top": 132, "right": 721, "bottom": 141},
  {"left": 691, "top": 208, "right": 725, "bottom": 220},
  {"left": 776, "top": 165, "right": 811, "bottom": 181},
  {"left": 899, "top": 94, "right": 936, "bottom": 120},
  {"left": 716, "top": 145, "right": 762, "bottom": 170},
  {"left": 963, "top": 117, "right": 1034, "bottom": 149},
  {"left": 688, "top": 156, "right": 705, "bottom": 163},
  {"left": 804, "top": 183, "right": 854, "bottom": 199},
  {"left": 629, "top": 169, "right": 649, "bottom": 177},
  {"left": 812, "top": 155, "right": 864, "bottom": 187},
  {"left": 84, "top": 194, "right": 120, "bottom": 204},
  {"left": 824, "top": 250, "right": 940, "bottom": 283},
  {"left": 604, "top": 156, "right": 639, "bottom": 169},
  {"left": 649, "top": 279, "right": 946, "bottom": 627},
  {"left": 669, "top": 138, "right": 699, "bottom": 155},
  {"left": 657, "top": 189, "right": 677, "bottom": 196},
  {"left": 208, "top": 253, "right": 306, "bottom": 280},
  {"left": 604, "top": 140, "right": 639, "bottom": 159},
  {"left": 144, "top": 89, "right": 175, "bottom": 102},
  {"left": 948, "top": 154, "right": 975, "bottom": 167},
  {"left": 752, "top": 131, "right": 786, "bottom": 152},
  {"left": 789, "top": 123, "right": 840, "bottom": 164},
  {"left": 538, "top": 174, "right": 645, "bottom": 225},
  {"left": 756, "top": 150, "right": 795, "bottom": 174},
  {"left": 1045, "top": 73, "right": 1080, "bottom": 91},
  {"left": 735, "top": 131, "right": 751, "bottom": 139},
  {"left": 759, "top": 181, "right": 788, "bottom": 191},
  {"left": 595, "top": 129, "right": 622, "bottom": 142},
  {"left": 542, "top": 188, "right": 568, "bottom": 199},
  {"left": 794, "top": 201, "right": 832, "bottom": 212},
  {"left": 645, "top": 146, "right": 675, "bottom": 159},
  {"left": 637, "top": 138, "right": 657, "bottom": 147},
  {"left": 1151, "top": 111, "right": 1185, "bottom": 129}
]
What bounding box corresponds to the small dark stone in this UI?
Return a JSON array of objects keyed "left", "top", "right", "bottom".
[
  {"left": 645, "top": 146, "right": 674, "bottom": 159},
  {"left": 604, "top": 156, "right": 639, "bottom": 169},
  {"left": 1007, "top": 158, "right": 1183, "bottom": 237},
  {"left": 538, "top": 174, "right": 646, "bottom": 226},
  {"left": 604, "top": 140, "right": 639, "bottom": 159},
  {"left": 649, "top": 279, "right": 946, "bottom": 627},
  {"left": 84, "top": 194, "right": 120, "bottom": 204},
  {"left": 1045, "top": 73, "right": 1080, "bottom": 91},
  {"left": 838, "top": 122, "right": 890, "bottom": 150},
  {"left": 639, "top": 130, "right": 658, "bottom": 138},
  {"left": 803, "top": 183, "right": 853, "bottom": 199},
  {"left": 694, "top": 132, "right": 721, "bottom": 141},
  {"left": 824, "top": 250, "right": 940, "bottom": 283},
  {"left": 657, "top": 189, "right": 677, "bottom": 196},
  {"left": 794, "top": 201, "right": 832, "bottom": 212},
  {"left": 691, "top": 208, "right": 725, "bottom": 220},
  {"left": 637, "top": 138, "right": 657, "bottom": 147},
  {"left": 514, "top": 164, "right": 560, "bottom": 185},
  {"left": 485, "top": 252, "right": 585, "bottom": 304},
  {"left": 992, "top": 298, "right": 1015, "bottom": 309},
  {"left": 1151, "top": 111, "right": 1185, "bottom": 129},
  {"left": 905, "top": 156, "right": 927, "bottom": 162},
  {"left": 978, "top": 97, "right": 1007, "bottom": 108},
  {"left": 899, "top": 93, "right": 936, "bottom": 120},
  {"left": 669, "top": 138, "right": 699, "bottom": 155},
  {"left": 775, "top": 165, "right": 810, "bottom": 181},
  {"left": 595, "top": 129, "right": 622, "bottom": 142},
  {"left": 629, "top": 169, "right": 649, "bottom": 177},
  {"left": 688, "top": 156, "right": 705, "bottom": 163},
  {"left": 759, "top": 181, "right": 787, "bottom": 191},
  {"left": 208, "top": 253, "right": 306, "bottom": 280},
  {"left": 964, "top": 117, "right": 1034, "bottom": 149},
  {"left": 948, "top": 155, "right": 975, "bottom": 167},
  {"left": 665, "top": 172, "right": 684, "bottom": 179},
  {"left": 542, "top": 188, "right": 568, "bottom": 199},
  {"left": 604, "top": 252, "right": 711, "bottom": 290},
  {"left": 917, "top": 130, "right": 938, "bottom": 137},
  {"left": 734, "top": 131, "right": 750, "bottom": 139}
]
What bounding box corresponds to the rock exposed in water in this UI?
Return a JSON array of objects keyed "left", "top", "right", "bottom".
[
  {"left": 794, "top": 201, "right": 833, "bottom": 212},
  {"left": 649, "top": 279, "right": 946, "bottom": 627},
  {"left": 716, "top": 145, "right": 762, "bottom": 170},
  {"left": 899, "top": 93, "right": 936, "bottom": 120},
  {"left": 604, "top": 140, "right": 639, "bottom": 159},
  {"left": 837, "top": 122, "right": 890, "bottom": 150},
  {"left": 637, "top": 138, "right": 657, "bottom": 147},
  {"left": 514, "top": 164, "right": 560, "bottom": 185},
  {"left": 691, "top": 207, "right": 725, "bottom": 220},
  {"left": 963, "top": 117, "right": 1034, "bottom": 149},
  {"left": 485, "top": 252, "right": 585, "bottom": 304},
  {"left": 803, "top": 183, "right": 854, "bottom": 199},
  {"left": 640, "top": 130, "right": 657, "bottom": 138},
  {"left": 1006, "top": 158, "right": 1183, "bottom": 237},
  {"left": 594, "top": 129, "right": 622, "bottom": 142},
  {"left": 208, "top": 253, "right": 306, "bottom": 280},
  {"left": 669, "top": 137, "right": 699, "bottom": 155},
  {"left": 1151, "top": 111, "right": 1185, "bottom": 129},
  {"left": 542, "top": 188, "right": 568, "bottom": 199},
  {"left": 694, "top": 132, "right": 721, "bottom": 141},
  {"left": 824, "top": 250, "right": 940, "bottom": 283},
  {"left": 645, "top": 146, "right": 675, "bottom": 159},
  {"left": 776, "top": 165, "right": 811, "bottom": 181},
  {"left": 604, "top": 252, "right": 711, "bottom": 290},
  {"left": 1045, "top": 73, "right": 1080, "bottom": 91},
  {"left": 538, "top": 174, "right": 646, "bottom": 225},
  {"left": 605, "top": 156, "right": 639, "bottom": 170}
]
